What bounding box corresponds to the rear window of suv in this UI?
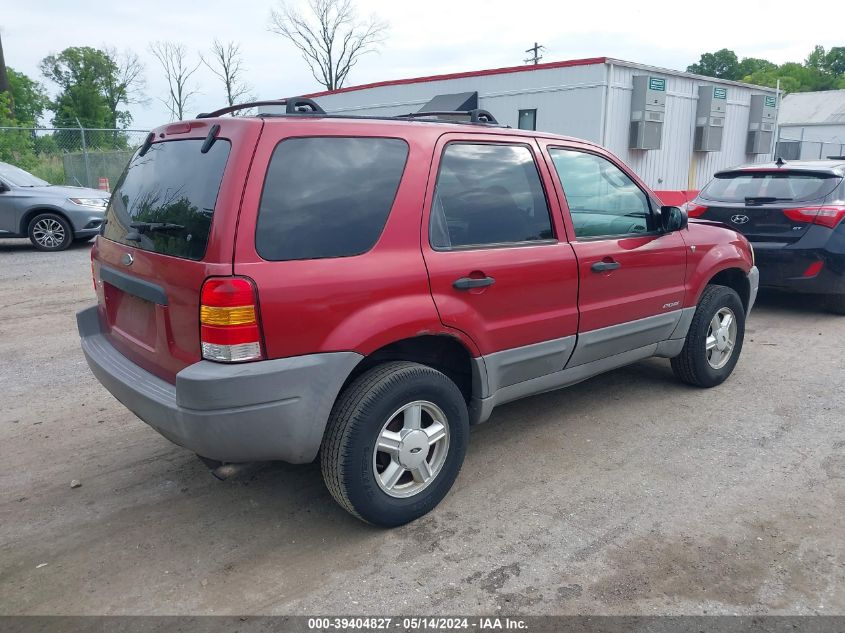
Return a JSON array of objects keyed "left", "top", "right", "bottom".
[
  {"left": 700, "top": 170, "right": 841, "bottom": 203},
  {"left": 102, "top": 139, "right": 231, "bottom": 261},
  {"left": 255, "top": 137, "right": 408, "bottom": 261}
]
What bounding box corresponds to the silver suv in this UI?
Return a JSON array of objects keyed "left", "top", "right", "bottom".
[{"left": 0, "top": 161, "right": 109, "bottom": 251}]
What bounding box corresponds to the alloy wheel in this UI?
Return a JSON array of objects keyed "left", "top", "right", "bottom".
[
  {"left": 372, "top": 400, "right": 450, "bottom": 498},
  {"left": 32, "top": 218, "right": 66, "bottom": 249},
  {"left": 705, "top": 307, "right": 737, "bottom": 370}
]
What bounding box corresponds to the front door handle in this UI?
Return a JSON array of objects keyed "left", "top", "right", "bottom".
[
  {"left": 591, "top": 260, "right": 621, "bottom": 272},
  {"left": 453, "top": 276, "right": 496, "bottom": 290}
]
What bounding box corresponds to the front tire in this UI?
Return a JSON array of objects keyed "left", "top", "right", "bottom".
[
  {"left": 320, "top": 361, "right": 469, "bottom": 527},
  {"left": 671, "top": 285, "right": 746, "bottom": 388},
  {"left": 28, "top": 213, "right": 73, "bottom": 251}
]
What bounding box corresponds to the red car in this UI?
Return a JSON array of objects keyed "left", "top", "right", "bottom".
[{"left": 78, "top": 99, "right": 758, "bottom": 526}]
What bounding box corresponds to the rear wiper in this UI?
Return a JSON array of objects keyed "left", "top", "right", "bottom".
[
  {"left": 125, "top": 221, "right": 184, "bottom": 241},
  {"left": 744, "top": 196, "right": 793, "bottom": 205},
  {"left": 129, "top": 221, "right": 185, "bottom": 233}
]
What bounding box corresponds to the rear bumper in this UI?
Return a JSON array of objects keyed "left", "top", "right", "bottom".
[
  {"left": 752, "top": 241, "right": 845, "bottom": 295},
  {"left": 77, "top": 306, "right": 362, "bottom": 463}
]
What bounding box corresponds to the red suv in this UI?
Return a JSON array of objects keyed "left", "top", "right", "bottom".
[{"left": 77, "top": 98, "right": 758, "bottom": 526}]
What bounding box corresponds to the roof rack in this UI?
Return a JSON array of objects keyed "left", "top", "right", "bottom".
[
  {"left": 198, "top": 96, "right": 504, "bottom": 127},
  {"left": 197, "top": 97, "right": 325, "bottom": 119},
  {"left": 396, "top": 109, "right": 499, "bottom": 125}
]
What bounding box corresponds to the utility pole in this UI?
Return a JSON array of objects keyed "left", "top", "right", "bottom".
[{"left": 524, "top": 42, "right": 545, "bottom": 65}]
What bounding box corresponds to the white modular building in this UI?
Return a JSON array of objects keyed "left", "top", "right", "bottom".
[
  {"left": 266, "top": 57, "right": 779, "bottom": 196},
  {"left": 776, "top": 90, "right": 845, "bottom": 160}
]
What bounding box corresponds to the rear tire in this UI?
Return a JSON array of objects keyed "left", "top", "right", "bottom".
[
  {"left": 825, "top": 294, "right": 845, "bottom": 315},
  {"left": 320, "top": 361, "right": 469, "bottom": 527},
  {"left": 28, "top": 213, "right": 72, "bottom": 251},
  {"left": 671, "top": 285, "right": 746, "bottom": 388}
]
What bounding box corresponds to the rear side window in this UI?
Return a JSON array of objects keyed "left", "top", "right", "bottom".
[
  {"left": 430, "top": 143, "right": 554, "bottom": 249},
  {"left": 701, "top": 171, "right": 841, "bottom": 203},
  {"left": 255, "top": 137, "right": 409, "bottom": 261},
  {"left": 103, "top": 139, "right": 231, "bottom": 261}
]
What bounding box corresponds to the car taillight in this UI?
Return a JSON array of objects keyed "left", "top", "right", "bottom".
[
  {"left": 684, "top": 203, "right": 708, "bottom": 217},
  {"left": 200, "top": 277, "right": 263, "bottom": 363},
  {"left": 784, "top": 205, "right": 845, "bottom": 229},
  {"left": 802, "top": 260, "right": 824, "bottom": 278}
]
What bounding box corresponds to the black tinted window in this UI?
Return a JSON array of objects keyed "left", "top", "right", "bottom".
[
  {"left": 430, "top": 143, "right": 553, "bottom": 249},
  {"left": 701, "top": 171, "right": 840, "bottom": 203},
  {"left": 549, "top": 149, "right": 653, "bottom": 238},
  {"left": 103, "top": 139, "right": 230, "bottom": 261},
  {"left": 256, "top": 137, "right": 408, "bottom": 261}
]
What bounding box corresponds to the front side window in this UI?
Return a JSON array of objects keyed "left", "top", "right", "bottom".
[
  {"left": 256, "top": 137, "right": 409, "bottom": 261},
  {"left": 549, "top": 149, "right": 654, "bottom": 238},
  {"left": 430, "top": 143, "right": 554, "bottom": 249}
]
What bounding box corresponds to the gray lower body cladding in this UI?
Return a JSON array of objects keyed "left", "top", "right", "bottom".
[
  {"left": 469, "top": 308, "right": 696, "bottom": 424},
  {"left": 77, "top": 306, "right": 362, "bottom": 463}
]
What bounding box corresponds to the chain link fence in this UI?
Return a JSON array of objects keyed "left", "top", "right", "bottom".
[
  {"left": 776, "top": 134, "right": 845, "bottom": 161},
  {"left": 0, "top": 127, "right": 150, "bottom": 190}
]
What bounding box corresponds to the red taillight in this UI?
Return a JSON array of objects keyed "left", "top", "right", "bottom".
[
  {"left": 802, "top": 260, "right": 825, "bottom": 278},
  {"left": 685, "top": 203, "right": 708, "bottom": 217},
  {"left": 200, "top": 277, "right": 263, "bottom": 363},
  {"left": 784, "top": 205, "right": 845, "bottom": 229}
]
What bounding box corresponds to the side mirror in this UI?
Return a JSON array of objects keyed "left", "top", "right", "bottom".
[
  {"left": 0, "top": 181, "right": 9, "bottom": 193},
  {"left": 660, "top": 205, "right": 688, "bottom": 232}
]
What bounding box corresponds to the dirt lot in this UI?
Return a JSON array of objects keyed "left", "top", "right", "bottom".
[{"left": 1, "top": 238, "right": 843, "bottom": 616}]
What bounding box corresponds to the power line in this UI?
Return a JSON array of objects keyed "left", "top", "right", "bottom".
[{"left": 524, "top": 42, "right": 545, "bottom": 65}]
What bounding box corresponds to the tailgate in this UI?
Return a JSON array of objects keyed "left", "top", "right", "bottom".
[
  {"left": 92, "top": 119, "right": 263, "bottom": 382},
  {"left": 697, "top": 169, "right": 842, "bottom": 243}
]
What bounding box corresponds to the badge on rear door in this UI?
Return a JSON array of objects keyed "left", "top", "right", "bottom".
[
  {"left": 730, "top": 214, "right": 750, "bottom": 224},
  {"left": 121, "top": 253, "right": 134, "bottom": 266}
]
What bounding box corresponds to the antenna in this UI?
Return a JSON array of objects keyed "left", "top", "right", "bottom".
[{"left": 524, "top": 42, "right": 545, "bottom": 65}]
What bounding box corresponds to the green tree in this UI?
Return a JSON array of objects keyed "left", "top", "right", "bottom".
[
  {"left": 0, "top": 92, "right": 38, "bottom": 169},
  {"left": 805, "top": 45, "right": 827, "bottom": 71},
  {"left": 737, "top": 57, "right": 776, "bottom": 79},
  {"left": 687, "top": 49, "right": 740, "bottom": 80},
  {"left": 39, "top": 47, "right": 114, "bottom": 130},
  {"left": 6, "top": 68, "right": 49, "bottom": 125},
  {"left": 824, "top": 47, "right": 845, "bottom": 77}
]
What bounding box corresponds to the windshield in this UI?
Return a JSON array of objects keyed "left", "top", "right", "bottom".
[
  {"left": 102, "top": 139, "right": 231, "bottom": 261},
  {"left": 701, "top": 171, "right": 841, "bottom": 203},
  {"left": 0, "top": 162, "right": 49, "bottom": 187}
]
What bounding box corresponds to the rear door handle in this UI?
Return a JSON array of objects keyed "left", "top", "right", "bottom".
[
  {"left": 453, "top": 276, "right": 496, "bottom": 290},
  {"left": 591, "top": 260, "right": 621, "bottom": 272}
]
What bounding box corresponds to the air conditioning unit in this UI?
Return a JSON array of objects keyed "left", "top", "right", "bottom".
[
  {"left": 694, "top": 86, "right": 727, "bottom": 152},
  {"left": 629, "top": 75, "right": 666, "bottom": 150},
  {"left": 747, "top": 94, "right": 777, "bottom": 154}
]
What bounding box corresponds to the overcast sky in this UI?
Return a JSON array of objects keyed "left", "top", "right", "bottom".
[{"left": 2, "top": 0, "right": 842, "bottom": 130}]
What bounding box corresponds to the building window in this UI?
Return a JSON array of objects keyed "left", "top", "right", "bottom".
[{"left": 518, "top": 109, "right": 537, "bottom": 131}]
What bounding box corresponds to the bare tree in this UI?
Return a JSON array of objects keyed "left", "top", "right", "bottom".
[
  {"left": 201, "top": 39, "right": 252, "bottom": 109},
  {"left": 149, "top": 41, "right": 201, "bottom": 120},
  {"left": 268, "top": 0, "right": 388, "bottom": 91},
  {"left": 102, "top": 47, "right": 147, "bottom": 128}
]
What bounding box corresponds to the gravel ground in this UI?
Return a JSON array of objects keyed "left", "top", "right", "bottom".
[{"left": 0, "top": 238, "right": 843, "bottom": 616}]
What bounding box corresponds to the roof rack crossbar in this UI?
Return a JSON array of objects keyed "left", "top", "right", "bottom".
[
  {"left": 197, "top": 97, "right": 326, "bottom": 119},
  {"left": 396, "top": 108, "right": 500, "bottom": 125}
]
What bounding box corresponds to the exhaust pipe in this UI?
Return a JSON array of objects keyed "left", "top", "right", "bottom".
[{"left": 197, "top": 456, "right": 246, "bottom": 481}]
